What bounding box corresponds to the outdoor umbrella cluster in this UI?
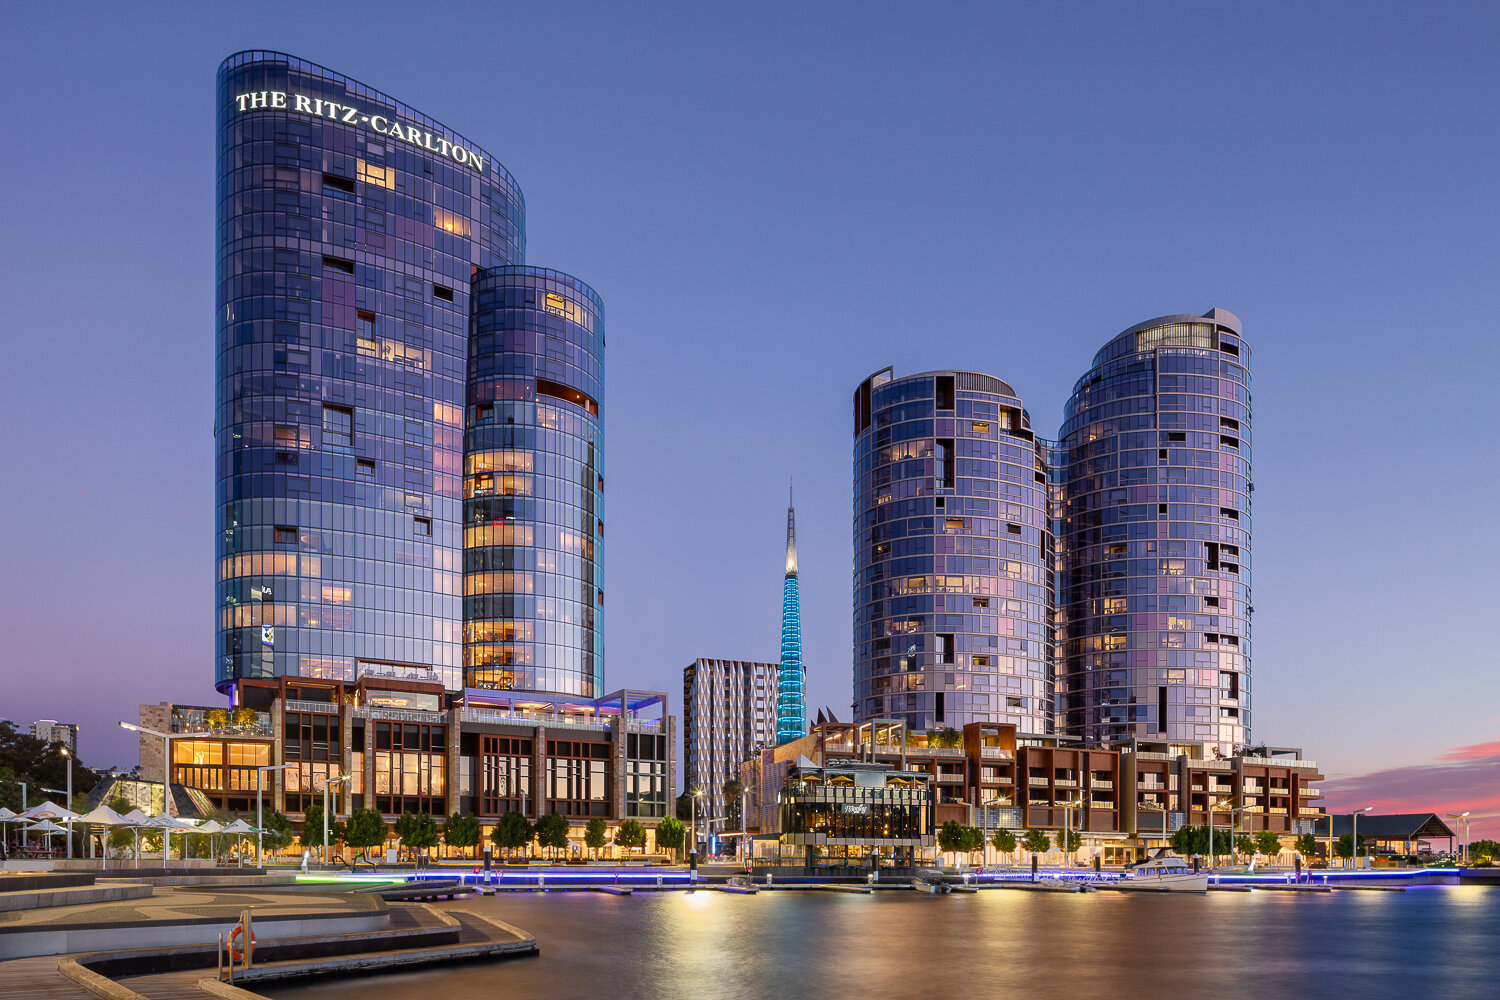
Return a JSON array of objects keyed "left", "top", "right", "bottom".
[{"left": 1, "top": 801, "right": 263, "bottom": 866}]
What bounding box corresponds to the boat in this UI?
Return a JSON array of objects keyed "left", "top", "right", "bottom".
[
  {"left": 911, "top": 877, "right": 953, "bottom": 894},
  {"left": 1115, "top": 851, "right": 1209, "bottom": 892}
]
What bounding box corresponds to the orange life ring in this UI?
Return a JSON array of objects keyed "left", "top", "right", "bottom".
[{"left": 228, "top": 923, "right": 256, "bottom": 962}]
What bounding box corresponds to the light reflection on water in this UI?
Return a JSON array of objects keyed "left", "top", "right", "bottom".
[{"left": 263, "top": 886, "right": 1500, "bottom": 1000}]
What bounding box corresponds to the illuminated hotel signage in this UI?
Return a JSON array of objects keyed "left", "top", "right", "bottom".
[{"left": 233, "top": 91, "right": 487, "bottom": 173}]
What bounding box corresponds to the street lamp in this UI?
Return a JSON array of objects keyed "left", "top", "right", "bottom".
[
  {"left": 1060, "top": 797, "right": 1083, "bottom": 869},
  {"left": 1445, "top": 811, "right": 1471, "bottom": 865},
  {"left": 118, "top": 722, "right": 180, "bottom": 819},
  {"left": 256, "top": 764, "right": 294, "bottom": 867},
  {"left": 1350, "top": 806, "right": 1373, "bottom": 869},
  {"left": 321, "top": 774, "right": 351, "bottom": 866},
  {"left": 60, "top": 747, "right": 74, "bottom": 859},
  {"left": 691, "top": 788, "right": 704, "bottom": 864}
]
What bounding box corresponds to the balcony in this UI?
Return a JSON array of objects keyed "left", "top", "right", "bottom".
[
  {"left": 1299, "top": 788, "right": 1323, "bottom": 798},
  {"left": 1090, "top": 779, "right": 1114, "bottom": 790},
  {"left": 980, "top": 748, "right": 1013, "bottom": 760},
  {"left": 1054, "top": 778, "right": 1078, "bottom": 788},
  {"left": 285, "top": 699, "right": 338, "bottom": 715},
  {"left": 1028, "top": 776, "right": 1050, "bottom": 786},
  {"left": 936, "top": 773, "right": 966, "bottom": 784},
  {"left": 358, "top": 706, "right": 446, "bottom": 724},
  {"left": 170, "top": 708, "right": 273, "bottom": 738}
]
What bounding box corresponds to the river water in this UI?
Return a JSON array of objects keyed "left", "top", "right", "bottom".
[{"left": 264, "top": 885, "right": 1500, "bottom": 1000}]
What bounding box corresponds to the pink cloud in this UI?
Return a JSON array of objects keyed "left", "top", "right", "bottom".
[{"left": 1322, "top": 741, "right": 1500, "bottom": 842}]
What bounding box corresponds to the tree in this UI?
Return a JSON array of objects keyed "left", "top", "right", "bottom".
[
  {"left": 1056, "top": 828, "right": 1082, "bottom": 855},
  {"left": 394, "top": 812, "right": 441, "bottom": 861},
  {"left": 302, "top": 801, "right": 344, "bottom": 857},
  {"left": 1294, "top": 833, "right": 1319, "bottom": 860},
  {"left": 490, "top": 811, "right": 533, "bottom": 859},
  {"left": 928, "top": 728, "right": 963, "bottom": 749},
  {"left": 1333, "top": 833, "right": 1372, "bottom": 860},
  {"left": 444, "top": 813, "right": 480, "bottom": 858},
  {"left": 614, "top": 818, "right": 647, "bottom": 856},
  {"left": 723, "top": 779, "right": 744, "bottom": 828},
  {"left": 937, "top": 820, "right": 967, "bottom": 856},
  {"left": 991, "top": 828, "right": 1017, "bottom": 858},
  {"left": 343, "top": 808, "right": 388, "bottom": 861},
  {"left": 1469, "top": 839, "right": 1500, "bottom": 862},
  {"left": 959, "top": 826, "right": 985, "bottom": 863},
  {"left": 535, "top": 813, "right": 571, "bottom": 858},
  {"left": 106, "top": 796, "right": 137, "bottom": 855},
  {"left": 260, "top": 811, "right": 295, "bottom": 855},
  {"left": 584, "top": 817, "right": 609, "bottom": 859},
  {"left": 1235, "top": 833, "right": 1255, "bottom": 859},
  {"left": 1253, "top": 831, "right": 1283, "bottom": 860},
  {"left": 1021, "top": 829, "right": 1051, "bottom": 856},
  {"left": 655, "top": 816, "right": 686, "bottom": 858}
]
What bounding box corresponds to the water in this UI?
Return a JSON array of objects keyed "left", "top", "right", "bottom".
[{"left": 264, "top": 886, "right": 1500, "bottom": 1000}]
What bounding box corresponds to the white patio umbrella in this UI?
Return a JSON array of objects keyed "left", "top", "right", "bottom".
[
  {"left": 119, "top": 809, "right": 151, "bottom": 866},
  {"left": 221, "top": 819, "right": 259, "bottom": 865},
  {"left": 20, "top": 800, "right": 80, "bottom": 822},
  {"left": 144, "top": 813, "right": 187, "bottom": 867},
  {"left": 77, "top": 805, "right": 127, "bottom": 866},
  {"left": 28, "top": 818, "right": 67, "bottom": 853}
]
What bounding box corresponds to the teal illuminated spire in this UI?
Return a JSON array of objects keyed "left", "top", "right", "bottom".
[{"left": 777, "top": 482, "right": 806, "bottom": 744}]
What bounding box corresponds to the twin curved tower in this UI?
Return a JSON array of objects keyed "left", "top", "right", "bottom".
[{"left": 853, "top": 309, "right": 1252, "bottom": 753}]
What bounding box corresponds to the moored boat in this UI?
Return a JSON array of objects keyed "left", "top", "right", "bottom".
[{"left": 1115, "top": 852, "right": 1209, "bottom": 892}]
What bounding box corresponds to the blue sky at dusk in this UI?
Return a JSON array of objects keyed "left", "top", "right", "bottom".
[{"left": 1, "top": 2, "right": 1496, "bottom": 834}]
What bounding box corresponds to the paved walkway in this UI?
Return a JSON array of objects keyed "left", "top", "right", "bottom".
[{"left": 0, "top": 885, "right": 382, "bottom": 933}]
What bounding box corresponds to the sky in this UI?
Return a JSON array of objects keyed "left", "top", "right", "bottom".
[{"left": 1, "top": 2, "right": 1496, "bottom": 838}]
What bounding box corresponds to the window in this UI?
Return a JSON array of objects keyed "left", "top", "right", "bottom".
[
  {"left": 1204, "top": 596, "right": 1219, "bottom": 608},
  {"left": 432, "top": 283, "right": 454, "bottom": 302},
  {"left": 1006, "top": 696, "right": 1023, "bottom": 709},
  {"left": 1159, "top": 449, "right": 1167, "bottom": 460},
  {"left": 275, "top": 451, "right": 297, "bottom": 465},
  {"left": 972, "top": 656, "right": 990, "bottom": 667},
  {"left": 321, "top": 255, "right": 354, "bottom": 275},
  {"left": 1219, "top": 508, "right": 1239, "bottom": 520},
  {"left": 972, "top": 597, "right": 989, "bottom": 609},
  {"left": 322, "top": 405, "right": 353, "bottom": 447},
  {"left": 1007, "top": 523, "right": 1023, "bottom": 534},
  {"left": 1158, "top": 503, "right": 1168, "bottom": 515},
  {"left": 935, "top": 634, "right": 954, "bottom": 664},
  {"left": 356, "top": 311, "right": 376, "bottom": 354},
  {"left": 1167, "top": 432, "right": 1186, "bottom": 442},
  {"left": 945, "top": 517, "right": 964, "bottom": 532},
  {"left": 321, "top": 173, "right": 355, "bottom": 196},
  {"left": 274, "top": 526, "right": 297, "bottom": 544},
  {"left": 413, "top": 517, "right": 431, "bottom": 536},
  {"left": 972, "top": 421, "right": 990, "bottom": 435},
  {"left": 1219, "top": 417, "right": 1240, "bottom": 430},
  {"left": 274, "top": 425, "right": 298, "bottom": 444},
  {"left": 1220, "top": 436, "right": 1239, "bottom": 448},
  {"left": 935, "top": 376, "right": 955, "bottom": 410},
  {"left": 936, "top": 439, "right": 954, "bottom": 489},
  {"left": 476, "top": 403, "right": 492, "bottom": 422},
  {"left": 357, "top": 459, "right": 375, "bottom": 477}
]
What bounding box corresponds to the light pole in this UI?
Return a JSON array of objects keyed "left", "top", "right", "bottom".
[
  {"left": 1061, "top": 797, "right": 1083, "bottom": 868},
  {"left": 320, "top": 774, "right": 351, "bottom": 866},
  {"left": 61, "top": 747, "right": 74, "bottom": 859},
  {"left": 1446, "top": 811, "right": 1471, "bottom": 864},
  {"left": 118, "top": 722, "right": 179, "bottom": 819},
  {"left": 256, "top": 764, "right": 294, "bottom": 867},
  {"left": 691, "top": 788, "right": 703, "bottom": 863},
  {"left": 1350, "top": 806, "right": 1372, "bottom": 869}
]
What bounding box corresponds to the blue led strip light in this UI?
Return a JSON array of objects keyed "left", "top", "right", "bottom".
[{"left": 777, "top": 575, "right": 806, "bottom": 743}]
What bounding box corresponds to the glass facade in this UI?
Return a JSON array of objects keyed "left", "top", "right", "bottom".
[
  {"left": 1055, "top": 308, "right": 1251, "bottom": 751},
  {"left": 852, "top": 369, "right": 1054, "bottom": 734},
  {"left": 464, "top": 268, "right": 605, "bottom": 698},
  {"left": 777, "top": 496, "right": 807, "bottom": 743},
  {"left": 215, "top": 51, "right": 525, "bottom": 694}
]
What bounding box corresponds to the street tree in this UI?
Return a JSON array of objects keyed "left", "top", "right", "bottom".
[
  {"left": 260, "top": 811, "right": 294, "bottom": 856},
  {"left": 490, "top": 811, "right": 533, "bottom": 860},
  {"left": 1056, "top": 828, "right": 1082, "bottom": 855},
  {"left": 991, "top": 828, "right": 1017, "bottom": 859},
  {"left": 535, "top": 813, "right": 570, "bottom": 859},
  {"left": 343, "top": 808, "right": 388, "bottom": 862},
  {"left": 1294, "top": 833, "right": 1319, "bottom": 861},
  {"left": 443, "top": 813, "right": 480, "bottom": 858},
  {"left": 614, "top": 818, "right": 647, "bottom": 856},
  {"left": 1252, "top": 831, "right": 1282, "bottom": 861},
  {"left": 584, "top": 817, "right": 609, "bottom": 859},
  {"left": 1235, "top": 833, "right": 1255, "bottom": 859},
  {"left": 655, "top": 816, "right": 686, "bottom": 859},
  {"left": 1021, "top": 829, "right": 1051, "bottom": 857},
  {"left": 937, "top": 820, "right": 967, "bottom": 857},
  {"left": 394, "top": 812, "right": 441, "bottom": 862}
]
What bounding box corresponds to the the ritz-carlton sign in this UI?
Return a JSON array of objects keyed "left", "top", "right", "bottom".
[{"left": 234, "top": 91, "right": 487, "bottom": 172}]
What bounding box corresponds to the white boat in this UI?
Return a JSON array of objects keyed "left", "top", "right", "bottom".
[
  {"left": 1117, "top": 853, "right": 1208, "bottom": 892},
  {"left": 911, "top": 877, "right": 953, "bottom": 894}
]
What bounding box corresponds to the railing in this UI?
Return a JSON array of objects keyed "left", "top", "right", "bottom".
[
  {"left": 935, "top": 773, "right": 965, "bottom": 784},
  {"left": 1054, "top": 778, "right": 1078, "bottom": 787},
  {"left": 1300, "top": 787, "right": 1323, "bottom": 797},
  {"left": 358, "top": 706, "right": 446, "bottom": 724},
  {"left": 1089, "top": 800, "right": 1116, "bottom": 809},
  {"left": 1133, "top": 752, "right": 1172, "bottom": 761},
  {"left": 1028, "top": 776, "right": 1049, "bottom": 786},
  {"left": 1090, "top": 779, "right": 1114, "bottom": 789},
  {"left": 170, "top": 710, "right": 273, "bottom": 738},
  {"left": 456, "top": 708, "right": 612, "bottom": 732},
  {"left": 980, "top": 748, "right": 1013, "bottom": 760},
  {"left": 1285, "top": 760, "right": 1319, "bottom": 770},
  {"left": 625, "top": 720, "right": 664, "bottom": 733},
  {"left": 285, "top": 699, "right": 339, "bottom": 715}
]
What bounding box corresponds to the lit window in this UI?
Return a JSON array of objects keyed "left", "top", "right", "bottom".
[{"left": 322, "top": 405, "right": 353, "bottom": 448}]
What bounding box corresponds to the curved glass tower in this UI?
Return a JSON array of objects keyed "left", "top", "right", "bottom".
[
  {"left": 852, "top": 368, "right": 1054, "bottom": 734},
  {"left": 1055, "top": 309, "right": 1251, "bottom": 751},
  {"left": 215, "top": 51, "right": 524, "bottom": 694},
  {"left": 776, "top": 489, "right": 806, "bottom": 743},
  {"left": 463, "top": 268, "right": 605, "bottom": 698}
]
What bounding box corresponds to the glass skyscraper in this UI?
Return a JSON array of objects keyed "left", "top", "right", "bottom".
[
  {"left": 464, "top": 268, "right": 604, "bottom": 698},
  {"left": 1055, "top": 309, "right": 1251, "bottom": 751},
  {"left": 214, "top": 51, "right": 598, "bottom": 703},
  {"left": 851, "top": 369, "right": 1054, "bottom": 734}
]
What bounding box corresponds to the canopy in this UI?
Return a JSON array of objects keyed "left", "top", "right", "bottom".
[
  {"left": 77, "top": 805, "right": 128, "bottom": 826},
  {"left": 196, "top": 819, "right": 225, "bottom": 834},
  {"left": 0, "top": 807, "right": 18, "bottom": 821},
  {"left": 119, "top": 808, "right": 151, "bottom": 825},
  {"left": 28, "top": 819, "right": 67, "bottom": 834},
  {"left": 222, "top": 819, "right": 259, "bottom": 834},
  {"left": 20, "top": 800, "right": 79, "bottom": 822},
  {"left": 143, "top": 814, "right": 181, "bottom": 829}
]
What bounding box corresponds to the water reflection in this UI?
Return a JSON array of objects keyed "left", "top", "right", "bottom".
[{"left": 264, "top": 886, "right": 1500, "bottom": 1000}]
